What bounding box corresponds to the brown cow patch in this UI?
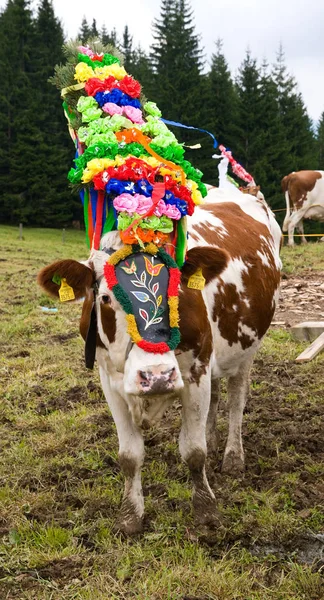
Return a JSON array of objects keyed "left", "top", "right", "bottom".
[{"left": 191, "top": 203, "right": 280, "bottom": 347}]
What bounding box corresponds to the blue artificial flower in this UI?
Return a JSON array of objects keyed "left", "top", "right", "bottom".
[
  {"left": 135, "top": 179, "right": 153, "bottom": 197},
  {"left": 106, "top": 179, "right": 135, "bottom": 195},
  {"left": 164, "top": 191, "right": 187, "bottom": 216},
  {"left": 94, "top": 89, "right": 141, "bottom": 109},
  {"left": 119, "top": 94, "right": 141, "bottom": 109}
]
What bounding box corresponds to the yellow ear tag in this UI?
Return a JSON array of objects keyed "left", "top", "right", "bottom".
[
  {"left": 187, "top": 267, "right": 206, "bottom": 290},
  {"left": 58, "top": 278, "right": 75, "bottom": 302}
]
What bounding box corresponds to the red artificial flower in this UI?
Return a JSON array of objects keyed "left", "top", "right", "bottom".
[
  {"left": 118, "top": 75, "right": 141, "bottom": 98},
  {"left": 85, "top": 78, "right": 106, "bottom": 96},
  {"left": 103, "top": 76, "right": 119, "bottom": 91},
  {"left": 93, "top": 171, "right": 109, "bottom": 191},
  {"left": 92, "top": 54, "right": 104, "bottom": 62}
]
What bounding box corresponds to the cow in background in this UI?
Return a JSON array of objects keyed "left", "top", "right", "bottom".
[
  {"left": 38, "top": 190, "right": 281, "bottom": 535},
  {"left": 281, "top": 170, "right": 324, "bottom": 246}
]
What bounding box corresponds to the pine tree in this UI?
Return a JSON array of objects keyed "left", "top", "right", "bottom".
[
  {"left": 130, "top": 45, "right": 154, "bottom": 97},
  {"left": 79, "top": 16, "right": 91, "bottom": 43},
  {"left": 121, "top": 25, "right": 133, "bottom": 73},
  {"left": 90, "top": 18, "right": 98, "bottom": 38},
  {"left": 207, "top": 39, "right": 237, "bottom": 148},
  {"left": 150, "top": 0, "right": 209, "bottom": 178},
  {"left": 235, "top": 49, "right": 264, "bottom": 172},
  {"left": 0, "top": 0, "right": 40, "bottom": 224},
  {"left": 317, "top": 111, "right": 324, "bottom": 169},
  {"left": 272, "top": 44, "right": 316, "bottom": 172},
  {"left": 101, "top": 24, "right": 119, "bottom": 47},
  {"left": 31, "top": 0, "right": 78, "bottom": 226}
]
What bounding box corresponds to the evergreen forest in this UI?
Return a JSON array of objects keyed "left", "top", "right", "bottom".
[{"left": 1, "top": 0, "right": 324, "bottom": 229}]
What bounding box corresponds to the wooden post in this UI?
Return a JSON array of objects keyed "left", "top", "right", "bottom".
[
  {"left": 19, "top": 223, "right": 23, "bottom": 240},
  {"left": 295, "top": 332, "right": 324, "bottom": 363},
  {"left": 62, "top": 228, "right": 65, "bottom": 244}
]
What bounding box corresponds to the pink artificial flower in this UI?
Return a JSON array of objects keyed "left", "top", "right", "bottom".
[
  {"left": 123, "top": 105, "right": 145, "bottom": 124},
  {"left": 78, "top": 45, "right": 94, "bottom": 58},
  {"left": 113, "top": 193, "right": 139, "bottom": 214},
  {"left": 154, "top": 199, "right": 167, "bottom": 217},
  {"left": 135, "top": 194, "right": 153, "bottom": 215},
  {"left": 164, "top": 204, "right": 181, "bottom": 220},
  {"left": 102, "top": 102, "right": 123, "bottom": 115}
]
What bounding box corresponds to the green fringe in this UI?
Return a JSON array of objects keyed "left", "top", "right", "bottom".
[
  {"left": 168, "top": 328, "right": 181, "bottom": 350},
  {"left": 112, "top": 283, "right": 133, "bottom": 314},
  {"left": 175, "top": 218, "right": 187, "bottom": 268},
  {"left": 102, "top": 200, "right": 116, "bottom": 236},
  {"left": 157, "top": 247, "right": 178, "bottom": 269}
]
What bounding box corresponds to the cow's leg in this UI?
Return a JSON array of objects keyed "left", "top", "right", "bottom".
[
  {"left": 206, "top": 377, "right": 220, "bottom": 454},
  {"left": 222, "top": 358, "right": 252, "bottom": 475},
  {"left": 179, "top": 370, "right": 218, "bottom": 525},
  {"left": 98, "top": 366, "right": 145, "bottom": 534},
  {"left": 287, "top": 221, "right": 295, "bottom": 246},
  {"left": 297, "top": 221, "right": 307, "bottom": 244}
]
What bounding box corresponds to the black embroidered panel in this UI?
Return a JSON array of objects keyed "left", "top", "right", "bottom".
[{"left": 115, "top": 253, "right": 170, "bottom": 343}]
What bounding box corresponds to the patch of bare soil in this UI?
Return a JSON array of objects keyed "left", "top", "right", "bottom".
[
  {"left": 0, "top": 556, "right": 94, "bottom": 596},
  {"left": 274, "top": 271, "right": 324, "bottom": 326},
  {"left": 36, "top": 382, "right": 105, "bottom": 414}
]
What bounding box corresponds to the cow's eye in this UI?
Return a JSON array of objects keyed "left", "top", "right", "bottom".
[{"left": 101, "top": 295, "right": 111, "bottom": 305}]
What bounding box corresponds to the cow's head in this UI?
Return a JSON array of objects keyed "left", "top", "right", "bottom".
[{"left": 37, "top": 243, "right": 228, "bottom": 398}]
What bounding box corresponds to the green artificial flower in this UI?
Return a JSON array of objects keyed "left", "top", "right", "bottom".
[
  {"left": 77, "top": 96, "right": 98, "bottom": 113},
  {"left": 68, "top": 167, "right": 83, "bottom": 183},
  {"left": 140, "top": 215, "right": 161, "bottom": 230},
  {"left": 143, "top": 101, "right": 162, "bottom": 118},
  {"left": 82, "top": 107, "right": 103, "bottom": 122},
  {"left": 102, "top": 53, "right": 120, "bottom": 66},
  {"left": 110, "top": 114, "right": 133, "bottom": 131},
  {"left": 152, "top": 132, "right": 177, "bottom": 148},
  {"left": 117, "top": 212, "right": 133, "bottom": 230},
  {"left": 88, "top": 132, "right": 117, "bottom": 146},
  {"left": 156, "top": 216, "right": 173, "bottom": 233}
]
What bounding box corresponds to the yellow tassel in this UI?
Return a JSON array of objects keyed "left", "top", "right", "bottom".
[
  {"left": 144, "top": 243, "right": 158, "bottom": 255},
  {"left": 108, "top": 245, "right": 133, "bottom": 265},
  {"left": 126, "top": 314, "right": 142, "bottom": 343},
  {"left": 168, "top": 296, "right": 179, "bottom": 328}
]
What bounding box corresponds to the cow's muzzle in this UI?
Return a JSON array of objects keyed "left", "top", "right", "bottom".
[{"left": 137, "top": 366, "right": 178, "bottom": 394}]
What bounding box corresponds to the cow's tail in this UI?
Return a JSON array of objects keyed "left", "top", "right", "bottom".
[{"left": 282, "top": 189, "right": 291, "bottom": 231}]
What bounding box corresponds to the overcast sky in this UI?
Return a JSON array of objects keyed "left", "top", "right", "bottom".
[{"left": 2, "top": 0, "right": 323, "bottom": 123}]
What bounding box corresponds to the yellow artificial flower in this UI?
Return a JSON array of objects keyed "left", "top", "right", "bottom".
[
  {"left": 74, "top": 62, "right": 94, "bottom": 83},
  {"left": 114, "top": 155, "right": 126, "bottom": 166},
  {"left": 159, "top": 166, "right": 182, "bottom": 181},
  {"left": 81, "top": 158, "right": 115, "bottom": 183},
  {"left": 93, "top": 64, "right": 127, "bottom": 81},
  {"left": 141, "top": 156, "right": 161, "bottom": 168},
  {"left": 188, "top": 180, "right": 204, "bottom": 204}
]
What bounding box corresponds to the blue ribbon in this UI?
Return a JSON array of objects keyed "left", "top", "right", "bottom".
[{"left": 161, "top": 118, "right": 218, "bottom": 149}]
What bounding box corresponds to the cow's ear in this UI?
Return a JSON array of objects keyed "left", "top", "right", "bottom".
[
  {"left": 181, "top": 246, "right": 229, "bottom": 285},
  {"left": 37, "top": 259, "right": 94, "bottom": 300}
]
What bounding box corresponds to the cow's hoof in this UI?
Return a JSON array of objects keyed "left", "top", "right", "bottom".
[
  {"left": 222, "top": 450, "right": 245, "bottom": 475},
  {"left": 115, "top": 499, "right": 143, "bottom": 535},
  {"left": 115, "top": 513, "right": 143, "bottom": 536},
  {"left": 193, "top": 490, "right": 220, "bottom": 528}
]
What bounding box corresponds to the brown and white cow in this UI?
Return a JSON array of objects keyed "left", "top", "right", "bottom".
[
  {"left": 281, "top": 170, "right": 324, "bottom": 246},
  {"left": 38, "top": 189, "right": 281, "bottom": 534}
]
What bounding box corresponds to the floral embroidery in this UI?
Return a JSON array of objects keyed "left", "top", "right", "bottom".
[{"left": 121, "top": 257, "right": 165, "bottom": 330}]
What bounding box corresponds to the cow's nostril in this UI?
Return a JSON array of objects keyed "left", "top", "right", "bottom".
[
  {"left": 139, "top": 371, "right": 149, "bottom": 381},
  {"left": 162, "top": 367, "right": 176, "bottom": 381}
]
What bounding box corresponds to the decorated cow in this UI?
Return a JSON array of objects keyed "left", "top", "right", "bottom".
[{"left": 38, "top": 42, "right": 281, "bottom": 534}]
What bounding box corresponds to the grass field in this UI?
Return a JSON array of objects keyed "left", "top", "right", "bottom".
[{"left": 0, "top": 225, "right": 323, "bottom": 599}]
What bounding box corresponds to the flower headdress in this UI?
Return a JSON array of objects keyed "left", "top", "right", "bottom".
[{"left": 52, "top": 40, "right": 207, "bottom": 267}]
